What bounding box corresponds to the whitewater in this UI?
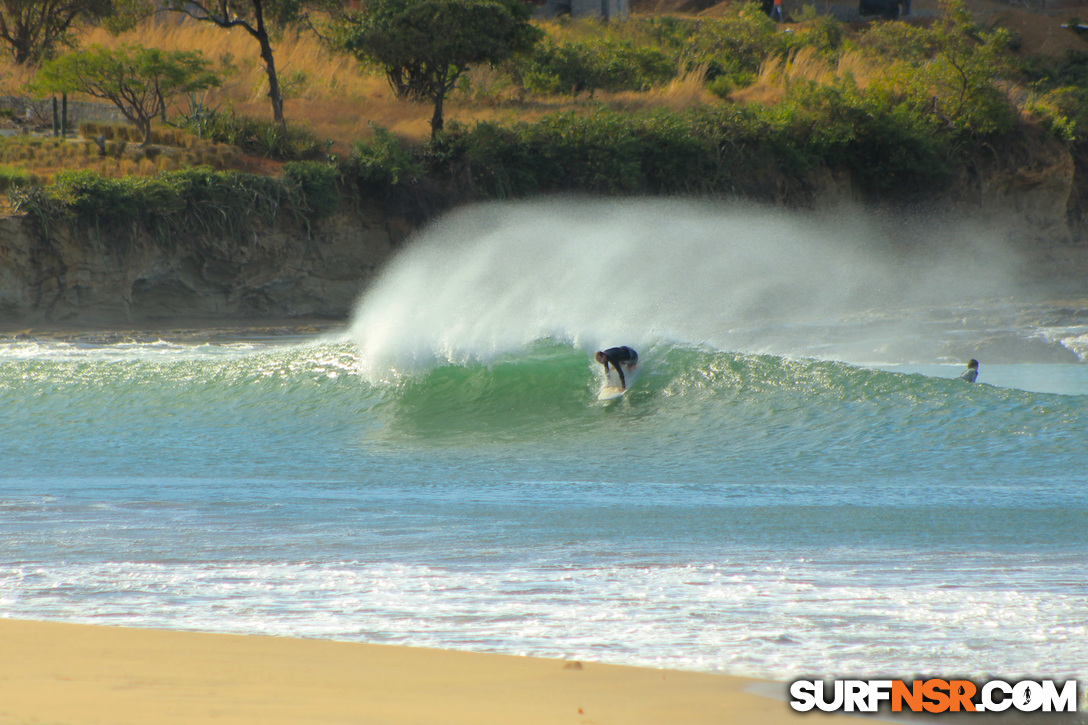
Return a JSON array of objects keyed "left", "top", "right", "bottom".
[{"left": 2, "top": 199, "right": 1086, "bottom": 683}]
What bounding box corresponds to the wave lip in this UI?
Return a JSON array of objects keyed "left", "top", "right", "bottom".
[{"left": 346, "top": 198, "right": 1062, "bottom": 380}]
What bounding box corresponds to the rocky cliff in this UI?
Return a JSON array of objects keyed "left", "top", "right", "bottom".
[
  {"left": 951, "top": 138, "right": 1088, "bottom": 290},
  {"left": 0, "top": 201, "right": 415, "bottom": 328},
  {"left": 1, "top": 142, "right": 1086, "bottom": 329}
]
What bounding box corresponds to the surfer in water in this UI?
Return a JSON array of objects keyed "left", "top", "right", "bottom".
[
  {"left": 959, "top": 359, "right": 979, "bottom": 383},
  {"left": 595, "top": 346, "right": 638, "bottom": 389}
]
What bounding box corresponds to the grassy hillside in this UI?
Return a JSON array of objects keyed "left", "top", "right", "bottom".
[
  {"left": 0, "top": 0, "right": 1086, "bottom": 221},
  {"left": 0, "top": 2, "right": 1080, "bottom": 149}
]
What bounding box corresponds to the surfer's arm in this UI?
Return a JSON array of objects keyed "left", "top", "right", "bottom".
[{"left": 615, "top": 363, "right": 626, "bottom": 389}]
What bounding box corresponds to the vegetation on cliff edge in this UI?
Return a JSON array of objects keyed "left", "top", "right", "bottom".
[{"left": 2, "top": 0, "right": 1087, "bottom": 238}]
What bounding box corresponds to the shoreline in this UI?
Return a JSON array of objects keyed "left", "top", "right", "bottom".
[
  {"left": 0, "top": 317, "right": 348, "bottom": 343},
  {"left": 0, "top": 618, "right": 856, "bottom": 725}
]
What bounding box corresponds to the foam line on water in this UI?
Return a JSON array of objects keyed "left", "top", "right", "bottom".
[{"left": 3, "top": 555, "right": 1084, "bottom": 680}]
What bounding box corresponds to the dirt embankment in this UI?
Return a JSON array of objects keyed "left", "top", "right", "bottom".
[
  {"left": 2, "top": 134, "right": 1087, "bottom": 330},
  {"left": 0, "top": 201, "right": 414, "bottom": 330}
]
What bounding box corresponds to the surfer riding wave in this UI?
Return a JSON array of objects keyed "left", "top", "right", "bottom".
[{"left": 595, "top": 346, "right": 638, "bottom": 389}]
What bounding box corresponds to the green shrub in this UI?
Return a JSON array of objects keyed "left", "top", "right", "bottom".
[
  {"left": 180, "top": 110, "right": 328, "bottom": 161},
  {"left": 790, "top": 14, "right": 846, "bottom": 53},
  {"left": 0, "top": 164, "right": 36, "bottom": 192},
  {"left": 705, "top": 75, "right": 735, "bottom": 99},
  {"left": 429, "top": 113, "right": 632, "bottom": 196},
  {"left": 519, "top": 38, "right": 675, "bottom": 95},
  {"left": 636, "top": 15, "right": 700, "bottom": 48},
  {"left": 855, "top": 0, "right": 1019, "bottom": 137},
  {"left": 282, "top": 161, "right": 340, "bottom": 218},
  {"left": 1030, "top": 50, "right": 1088, "bottom": 89},
  {"left": 1027, "top": 86, "right": 1088, "bottom": 144},
  {"left": 424, "top": 85, "right": 962, "bottom": 201},
  {"left": 1019, "top": 51, "right": 1088, "bottom": 143},
  {"left": 348, "top": 125, "right": 422, "bottom": 189},
  {"left": 11, "top": 166, "right": 326, "bottom": 249},
  {"left": 781, "top": 82, "right": 952, "bottom": 192},
  {"left": 429, "top": 110, "right": 724, "bottom": 197},
  {"left": 682, "top": 6, "right": 786, "bottom": 83},
  {"left": 31, "top": 169, "right": 186, "bottom": 231}
]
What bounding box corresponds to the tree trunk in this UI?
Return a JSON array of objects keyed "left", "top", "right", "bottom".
[
  {"left": 259, "top": 34, "right": 285, "bottom": 126},
  {"left": 252, "top": 0, "right": 286, "bottom": 128},
  {"left": 430, "top": 92, "right": 444, "bottom": 138},
  {"left": 12, "top": 25, "right": 30, "bottom": 65},
  {"left": 137, "top": 116, "right": 153, "bottom": 147}
]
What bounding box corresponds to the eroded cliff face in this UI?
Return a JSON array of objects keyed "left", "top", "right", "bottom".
[
  {"left": 959, "top": 137, "right": 1088, "bottom": 288},
  {"left": 967, "top": 133, "right": 1080, "bottom": 244},
  {"left": 0, "top": 203, "right": 414, "bottom": 328},
  {"left": 797, "top": 137, "right": 1088, "bottom": 292},
  {"left": 1, "top": 143, "right": 1086, "bottom": 329}
]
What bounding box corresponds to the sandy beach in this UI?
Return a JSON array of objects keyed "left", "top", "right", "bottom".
[{"left": 0, "top": 618, "right": 867, "bottom": 725}]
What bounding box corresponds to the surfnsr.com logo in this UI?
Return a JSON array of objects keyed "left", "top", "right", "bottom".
[{"left": 789, "top": 679, "right": 1079, "bottom": 713}]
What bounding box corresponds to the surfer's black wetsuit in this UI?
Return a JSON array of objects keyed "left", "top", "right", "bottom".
[{"left": 596, "top": 346, "right": 639, "bottom": 388}]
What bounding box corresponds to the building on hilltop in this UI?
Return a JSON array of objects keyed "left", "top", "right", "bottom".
[{"left": 542, "top": 0, "right": 629, "bottom": 19}]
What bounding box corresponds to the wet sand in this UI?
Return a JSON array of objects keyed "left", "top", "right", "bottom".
[{"left": 0, "top": 618, "right": 866, "bottom": 725}]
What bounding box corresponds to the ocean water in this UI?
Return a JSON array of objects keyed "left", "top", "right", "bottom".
[{"left": 2, "top": 200, "right": 1087, "bottom": 683}]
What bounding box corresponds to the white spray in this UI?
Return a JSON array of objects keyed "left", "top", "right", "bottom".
[{"left": 349, "top": 198, "right": 1019, "bottom": 379}]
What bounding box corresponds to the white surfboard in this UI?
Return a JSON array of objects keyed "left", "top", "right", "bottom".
[
  {"left": 598, "top": 363, "right": 638, "bottom": 401},
  {"left": 598, "top": 385, "right": 627, "bottom": 401}
]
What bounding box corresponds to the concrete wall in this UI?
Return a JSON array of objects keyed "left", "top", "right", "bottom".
[{"left": 545, "top": 0, "right": 629, "bottom": 19}]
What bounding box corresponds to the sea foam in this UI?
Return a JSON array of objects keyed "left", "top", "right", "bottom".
[{"left": 349, "top": 199, "right": 1021, "bottom": 380}]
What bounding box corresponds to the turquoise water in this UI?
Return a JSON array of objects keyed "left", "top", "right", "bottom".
[{"left": 2, "top": 200, "right": 1087, "bottom": 681}]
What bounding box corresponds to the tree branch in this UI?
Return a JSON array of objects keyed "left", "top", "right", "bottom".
[{"left": 176, "top": 0, "right": 259, "bottom": 37}]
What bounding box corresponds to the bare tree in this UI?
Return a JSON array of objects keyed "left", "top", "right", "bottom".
[
  {"left": 164, "top": 1, "right": 330, "bottom": 126},
  {"left": 0, "top": 0, "right": 138, "bottom": 64}
]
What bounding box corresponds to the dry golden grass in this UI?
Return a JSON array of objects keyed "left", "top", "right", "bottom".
[
  {"left": 0, "top": 60, "right": 35, "bottom": 97},
  {"left": 3, "top": 10, "right": 885, "bottom": 156},
  {"left": 71, "top": 15, "right": 602, "bottom": 146},
  {"left": 0, "top": 128, "right": 255, "bottom": 181},
  {"left": 77, "top": 17, "right": 390, "bottom": 144},
  {"left": 0, "top": 9, "right": 960, "bottom": 164},
  {"left": 835, "top": 51, "right": 884, "bottom": 89},
  {"left": 534, "top": 18, "right": 611, "bottom": 43},
  {"left": 757, "top": 47, "right": 831, "bottom": 89},
  {"left": 67, "top": 15, "right": 719, "bottom": 145},
  {"left": 731, "top": 47, "right": 891, "bottom": 103},
  {"left": 605, "top": 62, "right": 716, "bottom": 111}
]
